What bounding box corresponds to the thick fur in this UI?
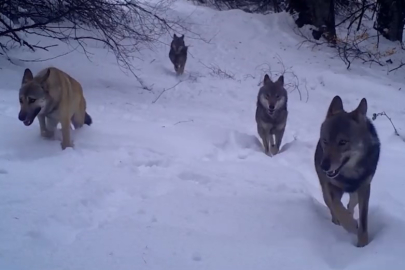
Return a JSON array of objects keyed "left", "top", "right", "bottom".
[
  {"left": 314, "top": 95, "right": 380, "bottom": 247},
  {"left": 255, "top": 74, "right": 288, "bottom": 156},
  {"left": 169, "top": 34, "right": 188, "bottom": 75},
  {"left": 18, "top": 67, "right": 92, "bottom": 150}
]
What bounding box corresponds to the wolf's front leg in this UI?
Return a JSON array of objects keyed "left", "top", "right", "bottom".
[
  {"left": 38, "top": 115, "right": 54, "bottom": 138},
  {"left": 60, "top": 116, "right": 73, "bottom": 150},
  {"left": 269, "top": 132, "right": 279, "bottom": 156}
]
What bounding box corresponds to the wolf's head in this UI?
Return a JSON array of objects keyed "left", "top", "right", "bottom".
[
  {"left": 171, "top": 34, "right": 186, "bottom": 54},
  {"left": 258, "top": 74, "right": 287, "bottom": 117},
  {"left": 319, "top": 96, "right": 369, "bottom": 178},
  {"left": 18, "top": 68, "right": 50, "bottom": 126}
]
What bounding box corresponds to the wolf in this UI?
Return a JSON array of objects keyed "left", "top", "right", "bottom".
[
  {"left": 169, "top": 34, "right": 188, "bottom": 75},
  {"left": 255, "top": 74, "right": 288, "bottom": 156},
  {"left": 314, "top": 95, "right": 380, "bottom": 247},
  {"left": 18, "top": 67, "right": 92, "bottom": 150}
]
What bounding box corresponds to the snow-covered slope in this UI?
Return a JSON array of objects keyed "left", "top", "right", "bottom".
[{"left": 1, "top": 1, "right": 405, "bottom": 269}]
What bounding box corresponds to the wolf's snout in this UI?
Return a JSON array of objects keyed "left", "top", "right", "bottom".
[
  {"left": 18, "top": 110, "right": 27, "bottom": 121},
  {"left": 269, "top": 105, "right": 275, "bottom": 110},
  {"left": 320, "top": 158, "right": 331, "bottom": 172}
]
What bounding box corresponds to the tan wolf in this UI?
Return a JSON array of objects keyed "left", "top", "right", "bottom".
[{"left": 18, "top": 67, "right": 92, "bottom": 150}]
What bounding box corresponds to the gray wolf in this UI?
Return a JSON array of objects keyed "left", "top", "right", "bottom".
[
  {"left": 18, "top": 67, "right": 92, "bottom": 150},
  {"left": 314, "top": 95, "right": 380, "bottom": 247},
  {"left": 255, "top": 74, "right": 288, "bottom": 156},
  {"left": 169, "top": 34, "right": 188, "bottom": 75}
]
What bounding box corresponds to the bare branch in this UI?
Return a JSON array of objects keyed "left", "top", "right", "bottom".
[
  {"left": 152, "top": 80, "right": 183, "bottom": 104},
  {"left": 198, "top": 60, "right": 235, "bottom": 80},
  {"left": 372, "top": 111, "right": 400, "bottom": 137}
]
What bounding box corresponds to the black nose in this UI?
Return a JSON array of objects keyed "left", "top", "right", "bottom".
[
  {"left": 320, "top": 158, "right": 331, "bottom": 172},
  {"left": 269, "top": 105, "right": 275, "bottom": 110},
  {"left": 18, "top": 110, "right": 26, "bottom": 121}
]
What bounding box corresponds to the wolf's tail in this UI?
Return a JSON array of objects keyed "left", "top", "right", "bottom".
[{"left": 84, "top": 112, "right": 93, "bottom": 126}]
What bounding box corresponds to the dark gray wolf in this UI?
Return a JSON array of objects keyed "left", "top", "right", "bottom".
[
  {"left": 255, "top": 74, "right": 288, "bottom": 156},
  {"left": 18, "top": 67, "right": 92, "bottom": 150},
  {"left": 314, "top": 95, "right": 380, "bottom": 247},
  {"left": 169, "top": 34, "right": 188, "bottom": 75}
]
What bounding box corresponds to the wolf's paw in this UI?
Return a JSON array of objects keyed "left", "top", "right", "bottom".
[
  {"left": 270, "top": 145, "right": 279, "bottom": 156},
  {"left": 356, "top": 232, "right": 369, "bottom": 247},
  {"left": 61, "top": 141, "right": 74, "bottom": 150},
  {"left": 332, "top": 216, "right": 340, "bottom": 225},
  {"left": 41, "top": 130, "right": 55, "bottom": 139}
]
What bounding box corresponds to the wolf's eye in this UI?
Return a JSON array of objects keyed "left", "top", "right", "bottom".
[
  {"left": 338, "top": 140, "right": 348, "bottom": 146},
  {"left": 276, "top": 94, "right": 280, "bottom": 99},
  {"left": 322, "top": 139, "right": 328, "bottom": 144},
  {"left": 265, "top": 94, "right": 270, "bottom": 99},
  {"left": 28, "top": 97, "right": 36, "bottom": 104},
  {"left": 19, "top": 97, "right": 23, "bottom": 103}
]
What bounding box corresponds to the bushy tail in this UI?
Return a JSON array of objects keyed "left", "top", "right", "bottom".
[{"left": 85, "top": 112, "right": 92, "bottom": 126}]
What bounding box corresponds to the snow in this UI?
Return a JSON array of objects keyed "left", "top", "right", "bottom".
[{"left": 1, "top": 1, "right": 405, "bottom": 269}]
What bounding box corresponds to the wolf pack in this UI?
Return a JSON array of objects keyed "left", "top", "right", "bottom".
[{"left": 17, "top": 34, "right": 380, "bottom": 248}]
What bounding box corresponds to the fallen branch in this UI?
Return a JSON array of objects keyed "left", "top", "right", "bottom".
[
  {"left": 151, "top": 81, "right": 183, "bottom": 104},
  {"left": 198, "top": 60, "right": 235, "bottom": 80}
]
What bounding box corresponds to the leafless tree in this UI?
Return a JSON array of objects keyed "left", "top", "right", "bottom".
[{"left": 0, "top": 0, "right": 188, "bottom": 89}]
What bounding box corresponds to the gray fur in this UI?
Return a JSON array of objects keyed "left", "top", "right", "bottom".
[
  {"left": 314, "top": 95, "right": 380, "bottom": 247},
  {"left": 169, "top": 34, "right": 188, "bottom": 75},
  {"left": 255, "top": 74, "right": 288, "bottom": 156}
]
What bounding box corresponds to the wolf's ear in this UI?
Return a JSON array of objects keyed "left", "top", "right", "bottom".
[
  {"left": 263, "top": 74, "right": 272, "bottom": 85},
  {"left": 22, "top": 68, "right": 34, "bottom": 85},
  {"left": 350, "top": 98, "right": 367, "bottom": 121},
  {"left": 326, "top": 95, "right": 344, "bottom": 118},
  {"left": 39, "top": 69, "right": 51, "bottom": 85},
  {"left": 173, "top": 34, "right": 178, "bottom": 39},
  {"left": 180, "top": 34, "right": 185, "bottom": 40},
  {"left": 276, "top": 75, "right": 284, "bottom": 86}
]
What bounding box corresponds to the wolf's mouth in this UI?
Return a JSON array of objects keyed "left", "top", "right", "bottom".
[
  {"left": 20, "top": 107, "right": 41, "bottom": 127},
  {"left": 23, "top": 119, "right": 33, "bottom": 126},
  {"left": 325, "top": 157, "right": 350, "bottom": 179},
  {"left": 268, "top": 109, "right": 275, "bottom": 115}
]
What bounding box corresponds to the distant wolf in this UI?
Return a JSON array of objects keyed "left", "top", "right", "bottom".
[
  {"left": 18, "top": 67, "right": 92, "bottom": 150},
  {"left": 169, "top": 34, "right": 188, "bottom": 75},
  {"left": 314, "top": 95, "right": 380, "bottom": 247},
  {"left": 255, "top": 74, "right": 288, "bottom": 156}
]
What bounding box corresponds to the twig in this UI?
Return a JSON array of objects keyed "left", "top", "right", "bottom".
[
  {"left": 372, "top": 111, "right": 400, "bottom": 136},
  {"left": 254, "top": 55, "right": 306, "bottom": 102},
  {"left": 388, "top": 62, "right": 405, "bottom": 73},
  {"left": 174, "top": 119, "right": 194, "bottom": 125},
  {"left": 151, "top": 81, "right": 183, "bottom": 104},
  {"left": 198, "top": 60, "right": 235, "bottom": 80}
]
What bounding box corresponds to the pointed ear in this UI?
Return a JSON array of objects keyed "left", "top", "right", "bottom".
[
  {"left": 173, "top": 33, "right": 178, "bottom": 39},
  {"left": 22, "top": 68, "right": 33, "bottom": 85},
  {"left": 263, "top": 74, "right": 272, "bottom": 85},
  {"left": 180, "top": 34, "right": 185, "bottom": 40},
  {"left": 39, "top": 69, "right": 51, "bottom": 85},
  {"left": 350, "top": 98, "right": 367, "bottom": 120},
  {"left": 276, "top": 75, "right": 284, "bottom": 86},
  {"left": 326, "top": 95, "right": 344, "bottom": 118}
]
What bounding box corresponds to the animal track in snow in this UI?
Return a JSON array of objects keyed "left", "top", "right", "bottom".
[
  {"left": 178, "top": 171, "right": 211, "bottom": 185},
  {"left": 114, "top": 147, "right": 173, "bottom": 173}
]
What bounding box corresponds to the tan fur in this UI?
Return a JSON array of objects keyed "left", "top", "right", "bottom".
[{"left": 20, "top": 67, "right": 91, "bottom": 150}]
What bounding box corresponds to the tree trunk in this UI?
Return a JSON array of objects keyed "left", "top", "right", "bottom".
[
  {"left": 376, "top": 0, "right": 405, "bottom": 42},
  {"left": 289, "top": 0, "right": 336, "bottom": 42}
]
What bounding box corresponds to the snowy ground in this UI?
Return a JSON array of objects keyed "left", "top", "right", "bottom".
[{"left": 1, "top": 1, "right": 405, "bottom": 269}]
